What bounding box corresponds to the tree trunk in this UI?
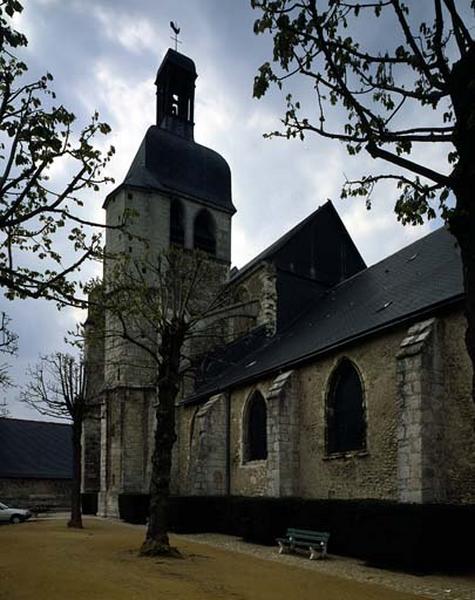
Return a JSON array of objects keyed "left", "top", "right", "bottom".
[
  {"left": 68, "top": 419, "right": 83, "bottom": 529},
  {"left": 140, "top": 325, "right": 184, "bottom": 557},
  {"left": 448, "top": 45, "right": 475, "bottom": 404},
  {"left": 448, "top": 199, "right": 475, "bottom": 405}
]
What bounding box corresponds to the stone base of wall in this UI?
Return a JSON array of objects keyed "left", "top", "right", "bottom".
[
  {"left": 98, "top": 490, "right": 120, "bottom": 518},
  {"left": 0, "top": 478, "right": 71, "bottom": 509}
]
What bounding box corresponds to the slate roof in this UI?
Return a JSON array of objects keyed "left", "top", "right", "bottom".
[
  {"left": 230, "top": 201, "right": 365, "bottom": 283},
  {"left": 108, "top": 125, "right": 235, "bottom": 214},
  {"left": 186, "top": 226, "right": 463, "bottom": 403},
  {"left": 155, "top": 48, "right": 196, "bottom": 79},
  {"left": 0, "top": 418, "right": 72, "bottom": 479}
]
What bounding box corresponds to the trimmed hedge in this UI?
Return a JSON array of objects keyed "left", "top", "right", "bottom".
[
  {"left": 81, "top": 493, "right": 98, "bottom": 515},
  {"left": 118, "top": 494, "right": 475, "bottom": 572},
  {"left": 119, "top": 494, "right": 149, "bottom": 524}
]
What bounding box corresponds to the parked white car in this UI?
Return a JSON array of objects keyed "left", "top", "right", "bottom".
[{"left": 0, "top": 502, "right": 32, "bottom": 524}]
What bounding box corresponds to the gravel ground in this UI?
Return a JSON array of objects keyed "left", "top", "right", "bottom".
[
  {"left": 175, "top": 532, "right": 475, "bottom": 600},
  {"left": 40, "top": 515, "right": 474, "bottom": 600}
]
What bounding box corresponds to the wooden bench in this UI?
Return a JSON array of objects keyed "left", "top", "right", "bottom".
[{"left": 277, "top": 528, "right": 330, "bottom": 560}]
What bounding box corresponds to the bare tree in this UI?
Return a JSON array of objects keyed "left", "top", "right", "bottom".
[
  {"left": 0, "top": 311, "right": 17, "bottom": 389},
  {"left": 21, "top": 352, "right": 87, "bottom": 528},
  {"left": 101, "top": 247, "right": 252, "bottom": 556},
  {"left": 252, "top": 0, "right": 475, "bottom": 400}
]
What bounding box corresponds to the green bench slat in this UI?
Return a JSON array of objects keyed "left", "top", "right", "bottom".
[
  {"left": 277, "top": 528, "right": 330, "bottom": 560},
  {"left": 286, "top": 530, "right": 329, "bottom": 540}
]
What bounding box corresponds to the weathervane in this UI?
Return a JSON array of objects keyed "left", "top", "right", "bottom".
[{"left": 170, "top": 21, "right": 182, "bottom": 51}]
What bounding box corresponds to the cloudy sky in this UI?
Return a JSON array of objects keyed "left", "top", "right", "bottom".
[{"left": 3, "top": 0, "right": 455, "bottom": 419}]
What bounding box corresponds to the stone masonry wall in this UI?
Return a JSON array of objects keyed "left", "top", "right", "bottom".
[
  {"left": 103, "top": 188, "right": 170, "bottom": 388},
  {"left": 297, "top": 330, "right": 403, "bottom": 501},
  {"left": 396, "top": 319, "right": 446, "bottom": 503},
  {"left": 98, "top": 386, "right": 156, "bottom": 517},
  {"left": 266, "top": 371, "right": 300, "bottom": 496},
  {"left": 181, "top": 198, "right": 231, "bottom": 263},
  {"left": 396, "top": 312, "right": 475, "bottom": 504},
  {"left": 81, "top": 285, "right": 105, "bottom": 495},
  {"left": 173, "top": 308, "right": 473, "bottom": 504},
  {"left": 186, "top": 394, "right": 227, "bottom": 495},
  {"left": 0, "top": 478, "right": 71, "bottom": 509},
  {"left": 228, "top": 263, "right": 278, "bottom": 342},
  {"left": 229, "top": 381, "right": 273, "bottom": 496},
  {"left": 177, "top": 329, "right": 405, "bottom": 499},
  {"left": 81, "top": 407, "right": 101, "bottom": 494}
]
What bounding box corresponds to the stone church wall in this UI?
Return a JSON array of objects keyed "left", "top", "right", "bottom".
[
  {"left": 81, "top": 408, "right": 101, "bottom": 494},
  {"left": 298, "top": 328, "right": 402, "bottom": 501},
  {"left": 98, "top": 387, "right": 155, "bottom": 517},
  {"left": 228, "top": 263, "right": 278, "bottom": 340},
  {"left": 395, "top": 311, "right": 475, "bottom": 504},
  {"left": 103, "top": 189, "right": 170, "bottom": 389},
  {"left": 229, "top": 380, "right": 274, "bottom": 496},
  {"left": 186, "top": 394, "right": 227, "bottom": 495},
  {"left": 179, "top": 199, "right": 231, "bottom": 262},
  {"left": 176, "top": 308, "right": 474, "bottom": 505}
]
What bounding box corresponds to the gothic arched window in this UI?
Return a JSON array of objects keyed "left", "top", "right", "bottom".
[
  {"left": 326, "top": 359, "right": 366, "bottom": 454},
  {"left": 244, "top": 391, "right": 267, "bottom": 461},
  {"left": 193, "top": 209, "right": 216, "bottom": 255},
  {"left": 170, "top": 200, "right": 185, "bottom": 246}
]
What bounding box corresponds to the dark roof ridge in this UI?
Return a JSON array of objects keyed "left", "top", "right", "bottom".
[
  {"left": 0, "top": 416, "right": 70, "bottom": 427},
  {"left": 185, "top": 291, "right": 463, "bottom": 405},
  {"left": 231, "top": 202, "right": 330, "bottom": 282},
  {"left": 231, "top": 200, "right": 367, "bottom": 283}
]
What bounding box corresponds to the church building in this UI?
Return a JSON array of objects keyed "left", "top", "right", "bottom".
[{"left": 82, "top": 48, "right": 475, "bottom": 528}]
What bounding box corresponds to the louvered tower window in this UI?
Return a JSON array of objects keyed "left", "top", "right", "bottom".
[
  {"left": 170, "top": 200, "right": 185, "bottom": 246},
  {"left": 194, "top": 209, "right": 216, "bottom": 255}
]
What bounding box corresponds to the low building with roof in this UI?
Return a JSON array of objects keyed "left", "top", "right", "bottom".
[{"left": 0, "top": 418, "right": 72, "bottom": 509}]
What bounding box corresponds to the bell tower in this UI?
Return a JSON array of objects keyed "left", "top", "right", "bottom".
[
  {"left": 155, "top": 49, "right": 196, "bottom": 140},
  {"left": 89, "top": 48, "right": 236, "bottom": 518}
]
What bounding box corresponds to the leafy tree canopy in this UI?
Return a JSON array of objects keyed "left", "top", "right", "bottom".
[
  {"left": 0, "top": 0, "right": 114, "bottom": 305},
  {"left": 252, "top": 0, "right": 474, "bottom": 228}
]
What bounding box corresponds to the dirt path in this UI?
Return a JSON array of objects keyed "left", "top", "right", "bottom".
[{"left": 0, "top": 518, "right": 433, "bottom": 600}]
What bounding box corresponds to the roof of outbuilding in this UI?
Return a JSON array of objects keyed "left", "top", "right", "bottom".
[
  {"left": 0, "top": 418, "right": 72, "bottom": 480},
  {"left": 112, "top": 125, "right": 235, "bottom": 214},
  {"left": 186, "top": 226, "right": 463, "bottom": 403}
]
